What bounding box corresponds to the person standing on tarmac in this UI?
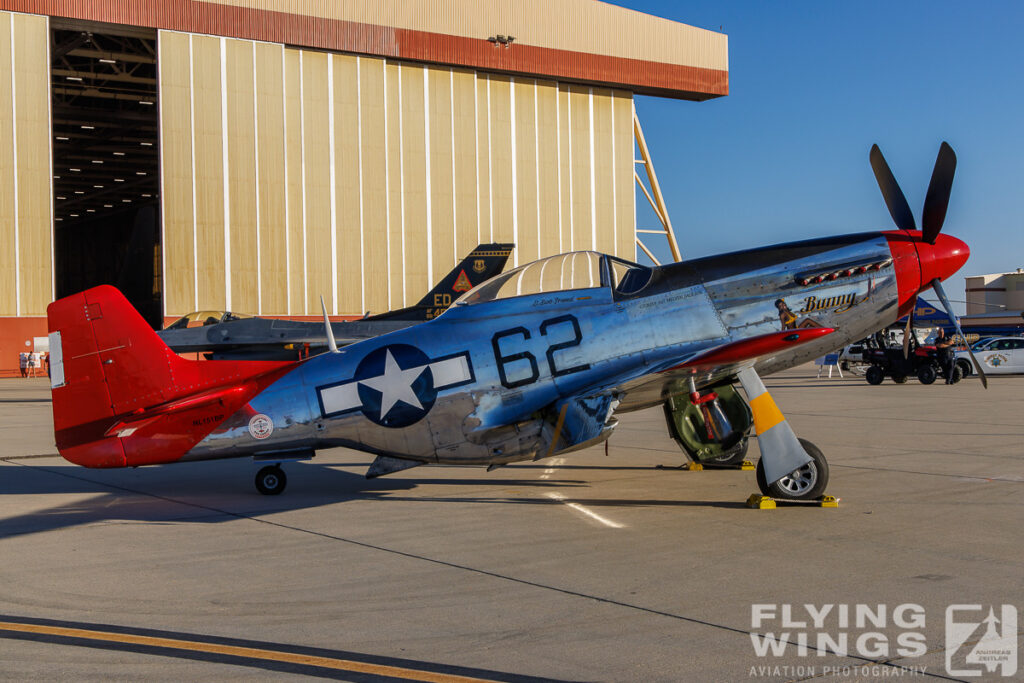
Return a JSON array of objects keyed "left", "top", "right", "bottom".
[{"left": 934, "top": 329, "right": 957, "bottom": 384}]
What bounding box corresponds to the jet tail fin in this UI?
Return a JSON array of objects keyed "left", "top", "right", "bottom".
[
  {"left": 367, "top": 243, "right": 514, "bottom": 321},
  {"left": 47, "top": 286, "right": 292, "bottom": 468}
]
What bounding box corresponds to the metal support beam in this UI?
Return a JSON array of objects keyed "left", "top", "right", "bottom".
[{"left": 633, "top": 112, "right": 681, "bottom": 263}]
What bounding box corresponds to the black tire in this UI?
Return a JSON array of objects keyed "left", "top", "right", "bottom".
[
  {"left": 865, "top": 365, "right": 885, "bottom": 385},
  {"left": 956, "top": 359, "right": 972, "bottom": 377},
  {"left": 707, "top": 437, "right": 749, "bottom": 466},
  {"left": 891, "top": 374, "right": 908, "bottom": 384},
  {"left": 756, "top": 438, "right": 829, "bottom": 501},
  {"left": 917, "top": 365, "right": 937, "bottom": 385},
  {"left": 255, "top": 465, "right": 287, "bottom": 495},
  {"left": 947, "top": 365, "right": 964, "bottom": 385}
]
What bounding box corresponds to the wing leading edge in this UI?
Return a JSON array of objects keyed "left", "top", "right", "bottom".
[{"left": 614, "top": 327, "right": 837, "bottom": 411}]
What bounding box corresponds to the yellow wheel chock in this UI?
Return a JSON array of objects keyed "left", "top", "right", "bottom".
[{"left": 746, "top": 494, "right": 839, "bottom": 509}]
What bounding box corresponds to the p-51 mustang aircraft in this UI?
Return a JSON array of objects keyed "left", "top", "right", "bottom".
[
  {"left": 46, "top": 143, "right": 982, "bottom": 500},
  {"left": 156, "top": 243, "right": 513, "bottom": 360}
]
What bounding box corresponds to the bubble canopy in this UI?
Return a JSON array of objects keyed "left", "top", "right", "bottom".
[{"left": 454, "top": 251, "right": 652, "bottom": 306}]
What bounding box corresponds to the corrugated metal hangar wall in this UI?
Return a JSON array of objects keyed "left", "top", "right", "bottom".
[
  {"left": 0, "top": 12, "right": 50, "bottom": 317},
  {"left": 0, "top": 0, "right": 728, "bottom": 373},
  {"left": 158, "top": 31, "right": 636, "bottom": 318}
]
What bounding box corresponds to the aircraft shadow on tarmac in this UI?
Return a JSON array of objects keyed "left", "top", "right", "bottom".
[{"left": 1, "top": 459, "right": 624, "bottom": 537}]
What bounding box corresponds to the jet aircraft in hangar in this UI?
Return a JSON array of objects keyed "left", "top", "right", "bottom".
[
  {"left": 45, "top": 144, "right": 985, "bottom": 501},
  {"left": 156, "top": 244, "right": 513, "bottom": 360}
]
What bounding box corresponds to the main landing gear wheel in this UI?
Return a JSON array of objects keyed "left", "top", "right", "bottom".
[
  {"left": 255, "top": 465, "right": 287, "bottom": 495},
  {"left": 865, "top": 366, "right": 884, "bottom": 385},
  {"left": 917, "top": 365, "right": 937, "bottom": 385},
  {"left": 756, "top": 438, "right": 829, "bottom": 501}
]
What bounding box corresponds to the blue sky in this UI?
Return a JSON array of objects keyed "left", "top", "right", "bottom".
[{"left": 613, "top": 1, "right": 1023, "bottom": 307}]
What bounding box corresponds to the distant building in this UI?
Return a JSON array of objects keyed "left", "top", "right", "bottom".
[{"left": 962, "top": 269, "right": 1024, "bottom": 336}]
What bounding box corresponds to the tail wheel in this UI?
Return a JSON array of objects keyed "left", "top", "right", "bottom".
[
  {"left": 756, "top": 438, "right": 829, "bottom": 501},
  {"left": 917, "top": 365, "right": 937, "bottom": 385},
  {"left": 255, "top": 465, "right": 287, "bottom": 495},
  {"left": 865, "top": 365, "right": 885, "bottom": 385}
]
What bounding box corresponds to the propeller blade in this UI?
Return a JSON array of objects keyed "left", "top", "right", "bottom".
[
  {"left": 870, "top": 144, "right": 917, "bottom": 232},
  {"left": 931, "top": 278, "right": 987, "bottom": 389},
  {"left": 922, "top": 142, "right": 957, "bottom": 245},
  {"left": 902, "top": 305, "right": 914, "bottom": 359}
]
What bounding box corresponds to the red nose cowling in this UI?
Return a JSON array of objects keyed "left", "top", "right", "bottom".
[{"left": 884, "top": 230, "right": 970, "bottom": 317}]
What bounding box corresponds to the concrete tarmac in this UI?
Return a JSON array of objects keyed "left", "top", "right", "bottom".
[{"left": 1, "top": 367, "right": 1021, "bottom": 681}]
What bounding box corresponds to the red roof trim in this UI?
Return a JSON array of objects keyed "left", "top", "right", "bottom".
[{"left": 1, "top": 0, "right": 727, "bottom": 99}]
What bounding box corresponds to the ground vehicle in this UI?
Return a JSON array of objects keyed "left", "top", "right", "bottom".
[
  {"left": 861, "top": 333, "right": 962, "bottom": 385},
  {"left": 956, "top": 337, "right": 1024, "bottom": 375}
]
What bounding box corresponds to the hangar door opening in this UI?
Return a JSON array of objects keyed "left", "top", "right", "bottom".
[{"left": 51, "top": 21, "right": 161, "bottom": 327}]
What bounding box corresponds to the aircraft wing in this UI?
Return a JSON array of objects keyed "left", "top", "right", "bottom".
[
  {"left": 612, "top": 327, "right": 836, "bottom": 412},
  {"left": 524, "top": 327, "right": 837, "bottom": 457}
]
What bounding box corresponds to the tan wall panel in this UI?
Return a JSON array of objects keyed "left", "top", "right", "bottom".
[
  {"left": 613, "top": 92, "right": 635, "bottom": 261},
  {"left": 13, "top": 13, "right": 51, "bottom": 315},
  {"left": 399, "top": 64, "right": 428, "bottom": 303},
  {"left": 451, "top": 68, "right": 477, "bottom": 261},
  {"left": 191, "top": 35, "right": 226, "bottom": 310},
  {"left": 557, "top": 85, "right": 573, "bottom": 251},
  {"left": 158, "top": 30, "right": 195, "bottom": 316},
  {"left": 301, "top": 50, "right": 331, "bottom": 315},
  {"left": 331, "top": 53, "right": 361, "bottom": 314},
  {"left": 569, "top": 85, "right": 592, "bottom": 252},
  {"left": 514, "top": 79, "right": 538, "bottom": 265},
  {"left": 0, "top": 16, "right": 16, "bottom": 315},
  {"left": 359, "top": 56, "right": 388, "bottom": 314},
  {"left": 254, "top": 41, "right": 287, "bottom": 314},
  {"left": 427, "top": 66, "right": 454, "bottom": 283},
  {"left": 488, "top": 76, "right": 514, "bottom": 260},
  {"left": 156, "top": 37, "right": 637, "bottom": 316},
  {"left": 384, "top": 61, "right": 403, "bottom": 307},
  {"left": 475, "top": 75, "right": 491, "bottom": 245},
  {"left": 284, "top": 48, "right": 304, "bottom": 314},
  {"left": 535, "top": 80, "right": 560, "bottom": 258},
  {"left": 225, "top": 38, "right": 258, "bottom": 313},
  {"left": 591, "top": 89, "right": 615, "bottom": 256}
]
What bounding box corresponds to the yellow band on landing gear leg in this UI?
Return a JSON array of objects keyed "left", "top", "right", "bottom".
[{"left": 749, "top": 392, "right": 785, "bottom": 434}]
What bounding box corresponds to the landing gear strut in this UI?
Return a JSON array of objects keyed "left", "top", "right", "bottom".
[{"left": 255, "top": 464, "right": 287, "bottom": 495}]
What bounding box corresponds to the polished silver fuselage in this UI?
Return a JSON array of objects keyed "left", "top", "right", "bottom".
[{"left": 186, "top": 233, "right": 899, "bottom": 466}]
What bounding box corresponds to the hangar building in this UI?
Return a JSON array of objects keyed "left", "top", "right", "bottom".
[{"left": 0, "top": 0, "right": 728, "bottom": 374}]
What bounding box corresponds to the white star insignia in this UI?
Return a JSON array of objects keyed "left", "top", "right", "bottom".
[{"left": 358, "top": 350, "right": 427, "bottom": 420}]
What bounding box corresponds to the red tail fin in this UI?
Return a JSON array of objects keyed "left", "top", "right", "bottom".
[{"left": 48, "top": 286, "right": 293, "bottom": 468}]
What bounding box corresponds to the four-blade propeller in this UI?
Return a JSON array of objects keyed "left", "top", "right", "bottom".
[{"left": 870, "top": 142, "right": 988, "bottom": 388}]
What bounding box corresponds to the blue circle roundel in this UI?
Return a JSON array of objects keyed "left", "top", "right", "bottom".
[{"left": 354, "top": 344, "right": 437, "bottom": 428}]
